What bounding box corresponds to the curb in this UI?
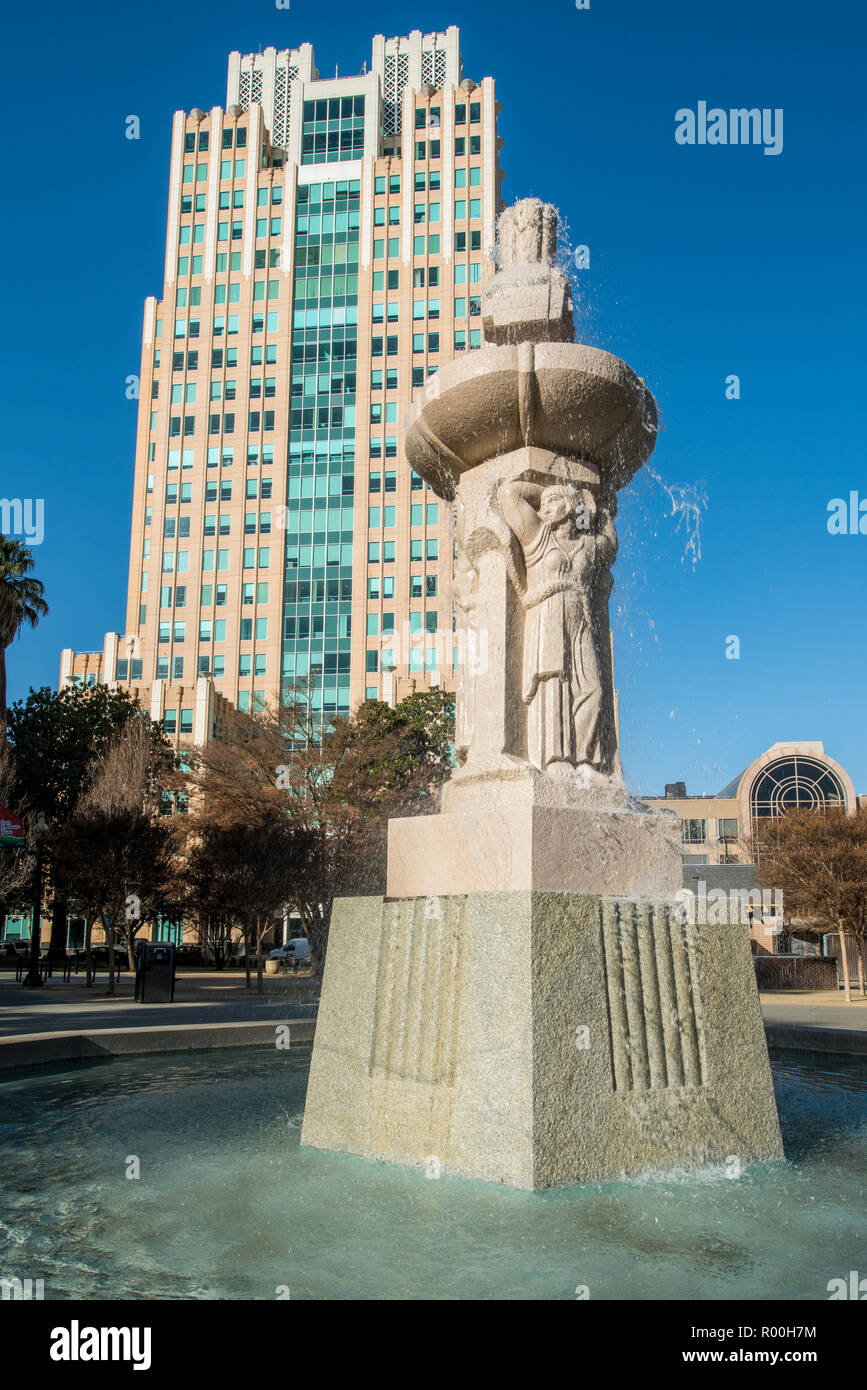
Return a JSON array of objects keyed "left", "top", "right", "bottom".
[
  {"left": 764, "top": 1023, "right": 867, "bottom": 1057},
  {"left": 0, "top": 1019, "right": 315, "bottom": 1071}
]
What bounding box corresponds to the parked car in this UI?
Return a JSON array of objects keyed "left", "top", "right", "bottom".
[
  {"left": 0, "top": 941, "right": 29, "bottom": 963},
  {"left": 89, "top": 945, "right": 130, "bottom": 970},
  {"left": 268, "top": 938, "right": 311, "bottom": 965},
  {"left": 175, "top": 944, "right": 207, "bottom": 966}
]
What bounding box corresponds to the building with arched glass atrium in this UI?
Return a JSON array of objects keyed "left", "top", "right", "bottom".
[
  {"left": 642, "top": 741, "right": 862, "bottom": 961},
  {"left": 642, "top": 742, "right": 859, "bottom": 869}
]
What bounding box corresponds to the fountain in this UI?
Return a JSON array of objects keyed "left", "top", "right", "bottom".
[{"left": 302, "top": 199, "right": 783, "bottom": 1188}]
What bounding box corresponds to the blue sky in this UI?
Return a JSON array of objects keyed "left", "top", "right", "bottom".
[{"left": 4, "top": 0, "right": 866, "bottom": 794}]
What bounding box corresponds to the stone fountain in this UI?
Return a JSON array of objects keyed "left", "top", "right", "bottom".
[{"left": 302, "top": 199, "right": 783, "bottom": 1188}]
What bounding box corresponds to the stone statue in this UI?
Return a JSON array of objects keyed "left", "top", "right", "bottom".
[
  {"left": 401, "top": 196, "right": 660, "bottom": 807},
  {"left": 499, "top": 480, "right": 617, "bottom": 778},
  {"left": 304, "top": 195, "right": 782, "bottom": 1195}
]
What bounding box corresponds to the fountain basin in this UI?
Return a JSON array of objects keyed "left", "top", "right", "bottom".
[
  {"left": 404, "top": 340, "right": 658, "bottom": 499},
  {"left": 1, "top": 1046, "right": 864, "bottom": 1300}
]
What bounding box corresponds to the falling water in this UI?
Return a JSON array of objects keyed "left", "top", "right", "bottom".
[
  {"left": 523, "top": 203, "right": 708, "bottom": 573},
  {"left": 645, "top": 465, "right": 706, "bottom": 571}
]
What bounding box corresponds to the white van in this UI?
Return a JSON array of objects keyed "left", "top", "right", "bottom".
[{"left": 268, "top": 937, "right": 310, "bottom": 964}]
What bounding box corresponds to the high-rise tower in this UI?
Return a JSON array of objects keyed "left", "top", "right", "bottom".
[{"left": 61, "top": 28, "right": 504, "bottom": 744}]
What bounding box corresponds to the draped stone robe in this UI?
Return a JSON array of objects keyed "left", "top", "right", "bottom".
[{"left": 521, "top": 524, "right": 605, "bottom": 770}]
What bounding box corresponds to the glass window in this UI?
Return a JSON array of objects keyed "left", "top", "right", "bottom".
[
  {"left": 749, "top": 755, "right": 846, "bottom": 821},
  {"left": 682, "top": 819, "right": 707, "bottom": 845}
]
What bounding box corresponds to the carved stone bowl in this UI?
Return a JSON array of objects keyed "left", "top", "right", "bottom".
[{"left": 404, "top": 341, "right": 658, "bottom": 501}]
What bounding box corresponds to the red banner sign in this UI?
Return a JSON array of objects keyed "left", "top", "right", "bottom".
[{"left": 0, "top": 804, "right": 25, "bottom": 845}]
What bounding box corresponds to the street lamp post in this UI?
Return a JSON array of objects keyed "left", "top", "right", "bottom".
[
  {"left": 22, "top": 814, "right": 48, "bottom": 989},
  {"left": 382, "top": 662, "right": 396, "bottom": 709}
]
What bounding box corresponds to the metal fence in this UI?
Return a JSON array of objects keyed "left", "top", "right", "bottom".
[
  {"left": 754, "top": 954, "right": 838, "bottom": 991},
  {"left": 821, "top": 932, "right": 863, "bottom": 986}
]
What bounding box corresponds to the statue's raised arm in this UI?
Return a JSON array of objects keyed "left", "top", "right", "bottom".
[
  {"left": 498, "top": 480, "right": 545, "bottom": 547},
  {"left": 594, "top": 493, "right": 618, "bottom": 570}
]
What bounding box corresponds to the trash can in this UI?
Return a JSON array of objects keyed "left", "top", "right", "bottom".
[{"left": 134, "top": 942, "right": 176, "bottom": 1003}]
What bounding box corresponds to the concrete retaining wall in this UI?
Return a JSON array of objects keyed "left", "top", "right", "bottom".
[
  {"left": 764, "top": 1023, "right": 867, "bottom": 1057},
  {"left": 0, "top": 1019, "right": 315, "bottom": 1071},
  {"left": 0, "top": 1016, "right": 862, "bottom": 1072}
]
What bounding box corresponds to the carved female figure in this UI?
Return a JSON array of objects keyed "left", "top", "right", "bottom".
[{"left": 498, "top": 480, "right": 616, "bottom": 776}]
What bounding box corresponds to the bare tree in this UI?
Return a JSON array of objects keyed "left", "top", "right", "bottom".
[
  {"left": 49, "top": 718, "right": 175, "bottom": 994},
  {"left": 186, "top": 687, "right": 453, "bottom": 970},
  {"left": 173, "top": 815, "right": 312, "bottom": 992},
  {"left": 748, "top": 808, "right": 867, "bottom": 1002}
]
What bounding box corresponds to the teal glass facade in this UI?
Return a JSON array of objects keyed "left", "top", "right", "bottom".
[
  {"left": 301, "top": 96, "right": 365, "bottom": 165},
  {"left": 283, "top": 179, "right": 359, "bottom": 717}
]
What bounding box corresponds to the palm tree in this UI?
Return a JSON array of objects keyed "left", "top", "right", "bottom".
[{"left": 0, "top": 538, "right": 48, "bottom": 745}]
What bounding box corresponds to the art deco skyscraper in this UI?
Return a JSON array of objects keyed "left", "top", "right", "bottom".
[{"left": 61, "top": 28, "right": 504, "bottom": 743}]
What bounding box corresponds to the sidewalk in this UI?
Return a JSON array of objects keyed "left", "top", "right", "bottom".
[
  {"left": 0, "top": 969, "right": 318, "bottom": 1039},
  {"left": 1, "top": 974, "right": 864, "bottom": 1048},
  {"left": 759, "top": 989, "right": 867, "bottom": 1031}
]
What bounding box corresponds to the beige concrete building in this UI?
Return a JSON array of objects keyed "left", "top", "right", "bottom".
[
  {"left": 61, "top": 28, "right": 503, "bottom": 738},
  {"left": 642, "top": 740, "right": 859, "bottom": 868},
  {"left": 642, "top": 741, "right": 862, "bottom": 963}
]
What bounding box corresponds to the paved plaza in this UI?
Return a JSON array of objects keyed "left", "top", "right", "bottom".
[
  {"left": 0, "top": 970, "right": 864, "bottom": 1043},
  {"left": 0, "top": 969, "right": 318, "bottom": 1039}
]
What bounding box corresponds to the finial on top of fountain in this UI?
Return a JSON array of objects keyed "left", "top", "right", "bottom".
[
  {"left": 482, "top": 197, "right": 574, "bottom": 346},
  {"left": 497, "top": 198, "right": 558, "bottom": 268}
]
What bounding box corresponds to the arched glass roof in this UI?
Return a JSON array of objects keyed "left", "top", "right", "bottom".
[{"left": 749, "top": 755, "right": 847, "bottom": 821}]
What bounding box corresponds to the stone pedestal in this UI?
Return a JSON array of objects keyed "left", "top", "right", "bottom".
[
  {"left": 388, "top": 766, "right": 683, "bottom": 900},
  {"left": 301, "top": 891, "right": 784, "bottom": 1189}
]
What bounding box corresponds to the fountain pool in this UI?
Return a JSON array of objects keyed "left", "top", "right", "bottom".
[{"left": 1, "top": 1046, "right": 864, "bottom": 1300}]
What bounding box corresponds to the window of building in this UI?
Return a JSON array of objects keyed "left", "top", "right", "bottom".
[{"left": 682, "top": 819, "right": 707, "bottom": 845}]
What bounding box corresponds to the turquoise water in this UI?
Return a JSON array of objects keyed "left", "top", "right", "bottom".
[{"left": 0, "top": 1047, "right": 865, "bottom": 1300}]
